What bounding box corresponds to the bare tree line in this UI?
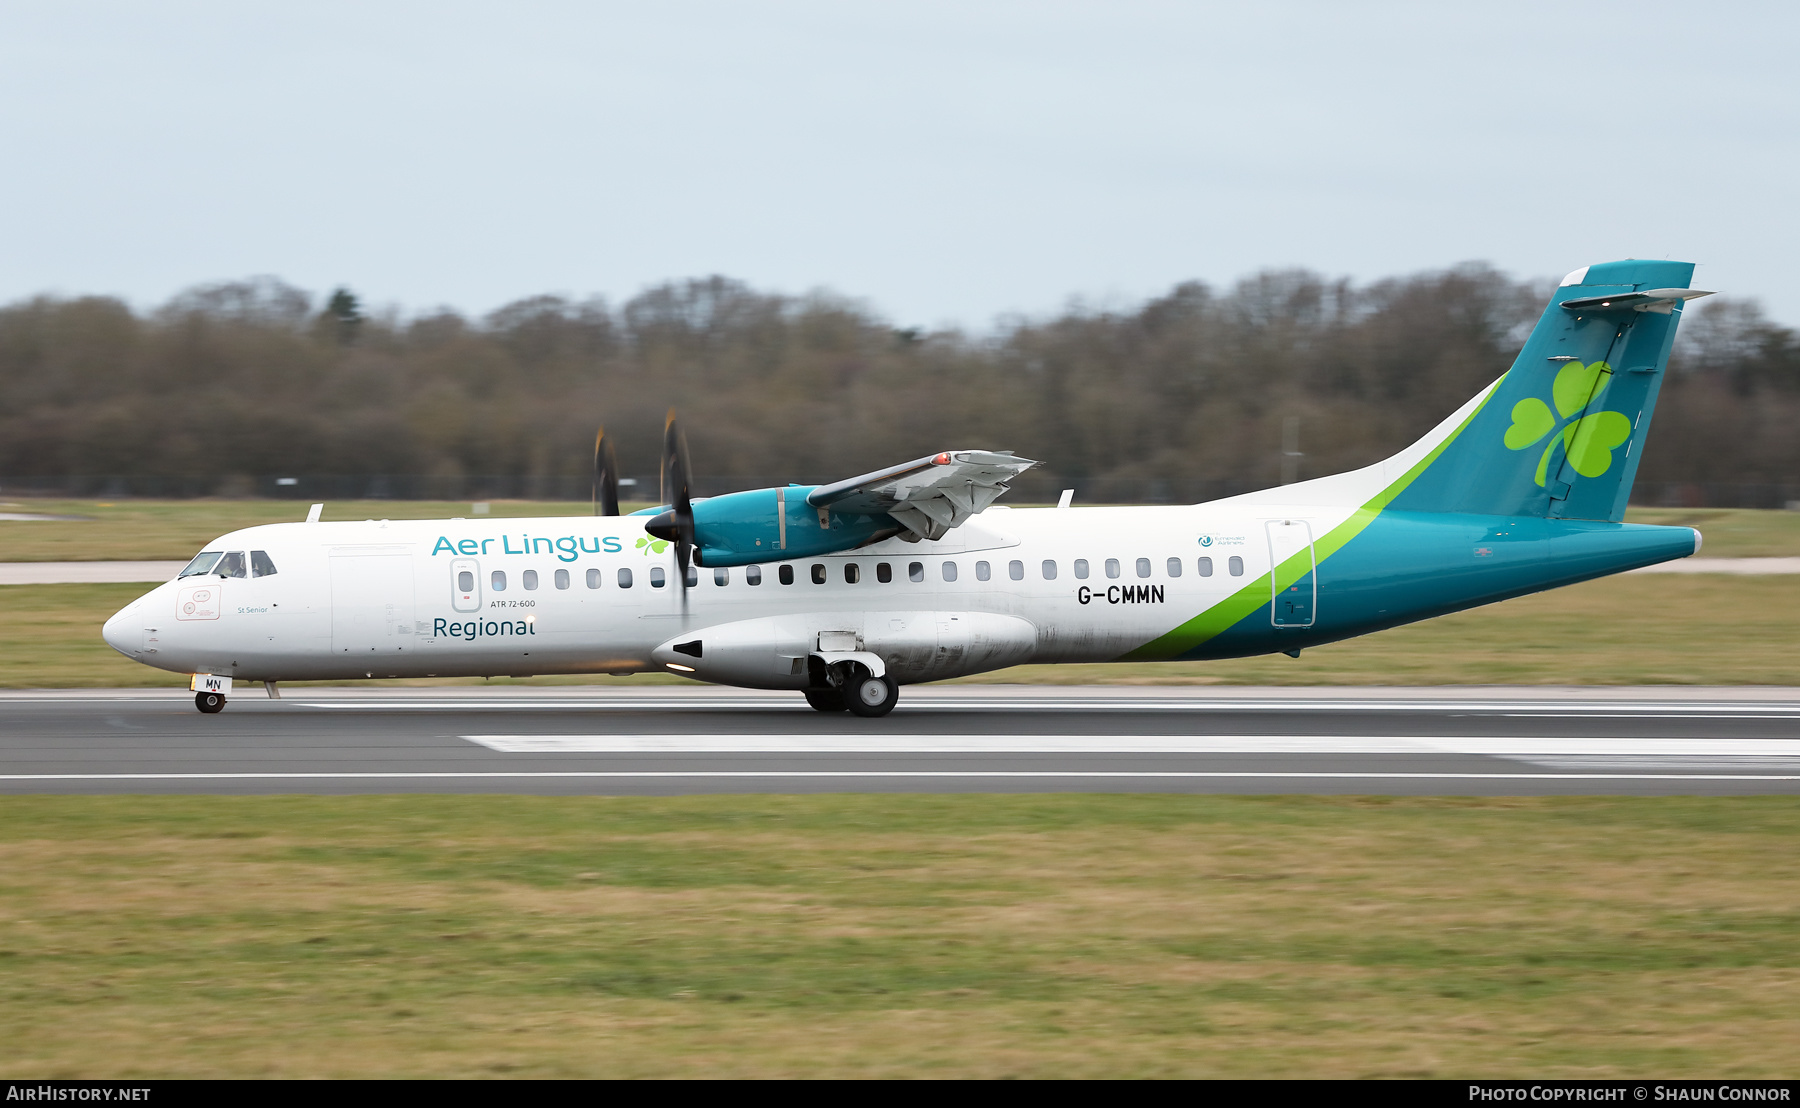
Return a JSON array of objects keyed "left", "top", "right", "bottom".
[{"left": 2, "top": 266, "right": 1796, "bottom": 503}]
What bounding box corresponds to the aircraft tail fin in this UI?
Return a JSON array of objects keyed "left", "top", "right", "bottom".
[{"left": 1380, "top": 260, "right": 1707, "bottom": 522}]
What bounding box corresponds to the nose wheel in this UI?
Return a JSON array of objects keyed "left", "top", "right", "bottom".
[{"left": 195, "top": 692, "right": 226, "bottom": 714}]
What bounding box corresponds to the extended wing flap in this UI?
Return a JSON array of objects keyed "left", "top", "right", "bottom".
[{"left": 808, "top": 449, "right": 1038, "bottom": 540}]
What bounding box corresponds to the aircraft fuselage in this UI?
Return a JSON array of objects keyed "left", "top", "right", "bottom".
[{"left": 102, "top": 500, "right": 1697, "bottom": 687}]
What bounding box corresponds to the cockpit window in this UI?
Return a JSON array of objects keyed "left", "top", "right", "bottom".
[
  {"left": 178, "top": 552, "right": 223, "bottom": 578},
  {"left": 215, "top": 551, "right": 248, "bottom": 578},
  {"left": 250, "top": 550, "right": 278, "bottom": 578}
]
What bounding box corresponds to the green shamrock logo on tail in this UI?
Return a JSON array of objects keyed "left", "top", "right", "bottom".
[
  {"left": 1503, "top": 361, "right": 1633, "bottom": 486},
  {"left": 635, "top": 536, "right": 669, "bottom": 555}
]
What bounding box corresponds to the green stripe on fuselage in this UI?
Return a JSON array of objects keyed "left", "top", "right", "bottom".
[{"left": 1120, "top": 377, "right": 1502, "bottom": 661}]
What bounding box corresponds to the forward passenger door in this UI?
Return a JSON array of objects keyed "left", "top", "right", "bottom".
[{"left": 330, "top": 552, "right": 417, "bottom": 656}]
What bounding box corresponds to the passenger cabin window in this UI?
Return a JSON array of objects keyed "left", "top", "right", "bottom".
[
  {"left": 746, "top": 565, "right": 763, "bottom": 585},
  {"left": 685, "top": 566, "right": 698, "bottom": 588},
  {"left": 555, "top": 568, "right": 570, "bottom": 590},
  {"left": 216, "top": 551, "right": 247, "bottom": 578},
  {"left": 908, "top": 561, "right": 924, "bottom": 583},
  {"left": 523, "top": 570, "right": 539, "bottom": 591},
  {"left": 715, "top": 567, "right": 729, "bottom": 586},
  {"left": 586, "top": 568, "right": 602, "bottom": 589},
  {"left": 1228, "top": 556, "right": 1244, "bottom": 576},
  {"left": 1042, "top": 559, "right": 1057, "bottom": 580},
  {"left": 618, "top": 568, "right": 634, "bottom": 588},
  {"left": 179, "top": 552, "right": 223, "bottom": 578},
  {"left": 779, "top": 565, "right": 795, "bottom": 585},
  {"left": 1198, "top": 556, "right": 1213, "bottom": 577},
  {"left": 458, "top": 570, "right": 475, "bottom": 592},
  {"left": 844, "top": 563, "right": 859, "bottom": 584},
  {"left": 811, "top": 564, "right": 826, "bottom": 584},
  {"left": 650, "top": 567, "right": 665, "bottom": 588},
  {"left": 942, "top": 561, "right": 958, "bottom": 582},
  {"left": 1105, "top": 558, "right": 1121, "bottom": 579},
  {"left": 1166, "top": 557, "right": 1182, "bottom": 578},
  {"left": 876, "top": 563, "right": 891, "bottom": 583},
  {"left": 1136, "top": 558, "right": 1152, "bottom": 579},
  {"left": 975, "top": 560, "right": 991, "bottom": 582},
  {"left": 1009, "top": 560, "right": 1024, "bottom": 581},
  {"left": 250, "top": 550, "right": 278, "bottom": 577},
  {"left": 1074, "top": 559, "right": 1089, "bottom": 580},
  {"left": 491, "top": 570, "right": 507, "bottom": 591}
]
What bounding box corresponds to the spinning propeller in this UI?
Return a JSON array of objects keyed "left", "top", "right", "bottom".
[
  {"left": 592, "top": 427, "right": 619, "bottom": 517},
  {"left": 645, "top": 411, "right": 697, "bottom": 606}
]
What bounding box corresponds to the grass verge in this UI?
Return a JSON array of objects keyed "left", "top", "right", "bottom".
[
  {"left": 9, "top": 573, "right": 1798, "bottom": 688},
  {"left": 0, "top": 794, "right": 1795, "bottom": 1077}
]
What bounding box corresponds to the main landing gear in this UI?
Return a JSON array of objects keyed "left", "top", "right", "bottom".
[
  {"left": 195, "top": 691, "right": 226, "bottom": 714},
  {"left": 847, "top": 673, "right": 899, "bottom": 717},
  {"left": 805, "top": 689, "right": 846, "bottom": 713},
  {"left": 805, "top": 672, "right": 899, "bottom": 717}
]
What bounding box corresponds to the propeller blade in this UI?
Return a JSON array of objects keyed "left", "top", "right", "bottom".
[
  {"left": 662, "top": 410, "right": 696, "bottom": 609},
  {"left": 593, "top": 428, "right": 619, "bottom": 517}
]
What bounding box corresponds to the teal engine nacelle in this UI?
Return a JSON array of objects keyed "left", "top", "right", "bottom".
[{"left": 643, "top": 486, "right": 898, "bottom": 568}]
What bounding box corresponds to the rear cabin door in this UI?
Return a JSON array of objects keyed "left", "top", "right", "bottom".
[
  {"left": 1265, "top": 519, "right": 1316, "bottom": 628},
  {"left": 330, "top": 553, "right": 416, "bottom": 657}
]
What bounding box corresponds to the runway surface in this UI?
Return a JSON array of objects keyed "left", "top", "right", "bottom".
[
  {"left": 0, "top": 561, "right": 187, "bottom": 584},
  {"left": 4, "top": 685, "right": 1800, "bottom": 795}
]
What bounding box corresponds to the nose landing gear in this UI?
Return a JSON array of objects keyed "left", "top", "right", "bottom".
[{"left": 195, "top": 692, "right": 226, "bottom": 714}]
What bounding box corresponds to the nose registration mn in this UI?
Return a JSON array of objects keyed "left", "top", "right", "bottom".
[{"left": 190, "top": 674, "right": 232, "bottom": 694}]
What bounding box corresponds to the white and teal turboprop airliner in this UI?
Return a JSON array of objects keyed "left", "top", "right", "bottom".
[{"left": 104, "top": 259, "right": 1711, "bottom": 716}]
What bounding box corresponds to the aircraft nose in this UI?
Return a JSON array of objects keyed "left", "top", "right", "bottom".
[{"left": 102, "top": 599, "right": 142, "bottom": 657}]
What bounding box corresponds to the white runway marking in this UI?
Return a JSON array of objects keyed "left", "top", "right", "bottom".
[
  {"left": 1630, "top": 557, "right": 1800, "bottom": 575},
  {"left": 461, "top": 734, "right": 1800, "bottom": 756},
  {"left": 1, "top": 771, "right": 1796, "bottom": 782}
]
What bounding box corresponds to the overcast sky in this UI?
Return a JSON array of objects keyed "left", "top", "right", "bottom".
[{"left": 2, "top": 1, "right": 1794, "bottom": 327}]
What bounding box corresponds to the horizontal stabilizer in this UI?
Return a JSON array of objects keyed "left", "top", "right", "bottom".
[{"left": 1559, "top": 288, "right": 1713, "bottom": 315}]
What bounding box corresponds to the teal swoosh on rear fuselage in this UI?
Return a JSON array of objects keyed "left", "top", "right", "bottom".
[{"left": 1127, "top": 511, "right": 1696, "bottom": 663}]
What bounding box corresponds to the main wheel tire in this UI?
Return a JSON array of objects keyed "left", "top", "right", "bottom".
[
  {"left": 195, "top": 692, "right": 226, "bottom": 714},
  {"left": 804, "top": 689, "right": 847, "bottom": 713},
  {"left": 844, "top": 674, "right": 899, "bottom": 718}
]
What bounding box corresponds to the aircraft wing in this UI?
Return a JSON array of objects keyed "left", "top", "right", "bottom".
[{"left": 806, "top": 450, "right": 1039, "bottom": 540}]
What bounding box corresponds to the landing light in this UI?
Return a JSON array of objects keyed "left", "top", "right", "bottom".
[{"left": 666, "top": 663, "right": 696, "bottom": 673}]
